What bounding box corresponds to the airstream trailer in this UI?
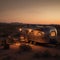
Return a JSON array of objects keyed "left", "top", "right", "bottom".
[
  {"left": 19, "top": 26, "right": 57, "bottom": 44},
  {"left": 27, "top": 26, "right": 57, "bottom": 44}
]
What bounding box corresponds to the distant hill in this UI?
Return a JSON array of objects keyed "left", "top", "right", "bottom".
[{"left": 0, "top": 23, "right": 60, "bottom": 36}]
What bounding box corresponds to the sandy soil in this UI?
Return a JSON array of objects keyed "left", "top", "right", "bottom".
[{"left": 0, "top": 43, "right": 60, "bottom": 60}]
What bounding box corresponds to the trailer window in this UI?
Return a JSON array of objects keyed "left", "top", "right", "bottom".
[{"left": 50, "top": 31, "right": 56, "bottom": 37}]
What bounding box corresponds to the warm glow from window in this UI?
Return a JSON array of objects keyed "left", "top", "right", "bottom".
[
  {"left": 19, "top": 28, "right": 22, "bottom": 31},
  {"left": 33, "top": 30, "right": 42, "bottom": 36},
  {"left": 33, "top": 30, "right": 38, "bottom": 36},
  {"left": 28, "top": 29, "right": 32, "bottom": 33},
  {"left": 20, "top": 36, "right": 25, "bottom": 41},
  {"left": 15, "top": 43, "right": 20, "bottom": 46},
  {"left": 38, "top": 33, "right": 42, "bottom": 36},
  {"left": 50, "top": 31, "right": 56, "bottom": 36},
  {"left": 41, "top": 32, "right": 45, "bottom": 35}
]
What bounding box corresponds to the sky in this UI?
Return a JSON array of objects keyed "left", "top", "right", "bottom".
[{"left": 0, "top": 0, "right": 60, "bottom": 24}]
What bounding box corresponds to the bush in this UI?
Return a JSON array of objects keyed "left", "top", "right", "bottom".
[
  {"left": 55, "top": 43, "right": 60, "bottom": 49},
  {"left": 54, "top": 54, "right": 60, "bottom": 58},
  {"left": 33, "top": 52, "right": 43, "bottom": 59},
  {"left": 19, "top": 44, "right": 32, "bottom": 52},
  {"left": 2, "top": 56, "right": 11, "bottom": 60},
  {"left": 3, "top": 44, "right": 10, "bottom": 50},
  {"left": 42, "top": 50, "right": 51, "bottom": 57},
  {"left": 33, "top": 50, "right": 52, "bottom": 59}
]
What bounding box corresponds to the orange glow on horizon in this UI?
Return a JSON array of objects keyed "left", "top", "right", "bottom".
[{"left": 0, "top": 0, "right": 60, "bottom": 24}]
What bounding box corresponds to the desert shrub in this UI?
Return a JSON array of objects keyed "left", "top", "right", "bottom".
[
  {"left": 54, "top": 54, "right": 60, "bottom": 58},
  {"left": 2, "top": 56, "right": 11, "bottom": 60},
  {"left": 55, "top": 43, "right": 60, "bottom": 49},
  {"left": 3, "top": 44, "right": 10, "bottom": 50},
  {"left": 42, "top": 50, "right": 52, "bottom": 57},
  {"left": 33, "top": 50, "right": 52, "bottom": 59},
  {"left": 20, "top": 44, "right": 32, "bottom": 52},
  {"left": 33, "top": 51, "right": 43, "bottom": 59},
  {"left": 19, "top": 44, "right": 32, "bottom": 52}
]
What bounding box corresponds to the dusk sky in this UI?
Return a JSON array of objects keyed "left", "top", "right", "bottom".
[{"left": 0, "top": 0, "right": 60, "bottom": 24}]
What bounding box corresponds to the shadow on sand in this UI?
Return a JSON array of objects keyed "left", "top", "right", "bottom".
[{"left": 35, "top": 42, "right": 57, "bottom": 48}]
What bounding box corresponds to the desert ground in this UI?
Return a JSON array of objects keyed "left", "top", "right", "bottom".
[{"left": 0, "top": 42, "right": 60, "bottom": 60}]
